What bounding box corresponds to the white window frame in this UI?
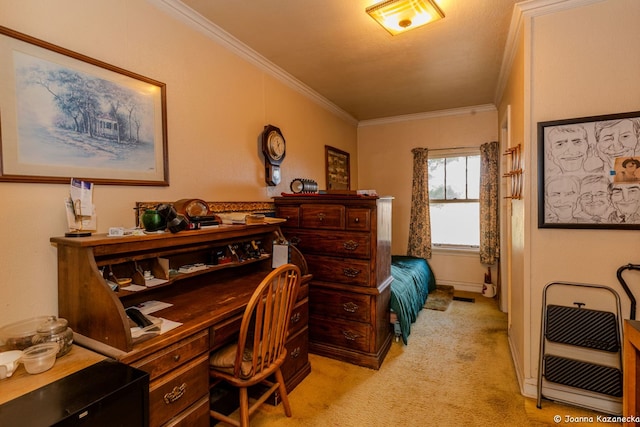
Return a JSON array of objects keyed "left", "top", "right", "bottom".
[{"left": 428, "top": 148, "right": 480, "bottom": 252}]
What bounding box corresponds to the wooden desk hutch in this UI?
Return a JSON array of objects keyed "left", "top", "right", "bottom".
[
  {"left": 274, "top": 195, "right": 393, "bottom": 370},
  {"left": 51, "top": 223, "right": 311, "bottom": 427}
]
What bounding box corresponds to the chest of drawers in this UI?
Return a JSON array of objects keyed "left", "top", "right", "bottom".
[{"left": 275, "top": 196, "right": 393, "bottom": 369}]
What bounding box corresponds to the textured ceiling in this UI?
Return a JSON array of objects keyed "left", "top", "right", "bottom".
[{"left": 179, "top": 0, "right": 521, "bottom": 121}]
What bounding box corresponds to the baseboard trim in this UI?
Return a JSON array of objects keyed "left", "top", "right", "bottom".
[{"left": 436, "top": 279, "right": 483, "bottom": 294}]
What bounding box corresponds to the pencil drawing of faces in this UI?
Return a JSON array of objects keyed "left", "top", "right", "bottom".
[
  {"left": 546, "top": 175, "right": 580, "bottom": 222},
  {"left": 609, "top": 183, "right": 640, "bottom": 218},
  {"left": 594, "top": 119, "right": 640, "bottom": 171},
  {"left": 578, "top": 175, "right": 611, "bottom": 217},
  {"left": 547, "top": 125, "right": 590, "bottom": 173}
]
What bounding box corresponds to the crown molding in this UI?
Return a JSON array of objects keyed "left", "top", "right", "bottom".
[
  {"left": 357, "top": 104, "right": 497, "bottom": 128},
  {"left": 147, "top": 0, "right": 358, "bottom": 125}
]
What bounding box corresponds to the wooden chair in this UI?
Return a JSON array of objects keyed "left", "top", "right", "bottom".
[{"left": 209, "top": 263, "right": 301, "bottom": 426}]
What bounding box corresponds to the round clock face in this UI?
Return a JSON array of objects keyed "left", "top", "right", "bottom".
[
  {"left": 268, "top": 131, "right": 285, "bottom": 161},
  {"left": 291, "top": 179, "right": 304, "bottom": 193}
]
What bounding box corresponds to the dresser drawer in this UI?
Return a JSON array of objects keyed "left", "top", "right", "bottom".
[
  {"left": 309, "top": 287, "right": 371, "bottom": 323},
  {"left": 346, "top": 208, "right": 370, "bottom": 231},
  {"left": 277, "top": 206, "right": 300, "bottom": 228},
  {"left": 289, "top": 298, "right": 309, "bottom": 337},
  {"left": 281, "top": 326, "right": 309, "bottom": 381},
  {"left": 287, "top": 230, "right": 370, "bottom": 258},
  {"left": 301, "top": 204, "right": 345, "bottom": 229},
  {"left": 149, "top": 354, "right": 209, "bottom": 427},
  {"left": 132, "top": 330, "right": 209, "bottom": 380},
  {"left": 309, "top": 317, "right": 371, "bottom": 353},
  {"left": 306, "top": 254, "right": 371, "bottom": 286}
]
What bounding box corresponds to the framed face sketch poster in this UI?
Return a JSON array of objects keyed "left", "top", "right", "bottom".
[{"left": 538, "top": 111, "right": 640, "bottom": 229}]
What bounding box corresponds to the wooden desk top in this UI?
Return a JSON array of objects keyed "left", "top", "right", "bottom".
[{"left": 0, "top": 345, "right": 106, "bottom": 405}]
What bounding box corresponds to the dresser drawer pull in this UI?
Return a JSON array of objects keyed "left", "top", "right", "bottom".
[
  {"left": 342, "top": 267, "right": 361, "bottom": 278},
  {"left": 317, "top": 213, "right": 326, "bottom": 221},
  {"left": 354, "top": 217, "right": 360, "bottom": 223},
  {"left": 291, "top": 312, "right": 301, "bottom": 323},
  {"left": 290, "top": 347, "right": 301, "bottom": 358},
  {"left": 343, "top": 240, "right": 359, "bottom": 251},
  {"left": 342, "top": 330, "right": 362, "bottom": 341},
  {"left": 173, "top": 354, "right": 181, "bottom": 362},
  {"left": 163, "top": 383, "right": 186, "bottom": 404},
  {"left": 290, "top": 236, "right": 301, "bottom": 245},
  {"left": 343, "top": 302, "right": 359, "bottom": 313}
]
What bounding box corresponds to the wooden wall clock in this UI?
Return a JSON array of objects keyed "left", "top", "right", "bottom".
[{"left": 261, "top": 124, "right": 286, "bottom": 186}]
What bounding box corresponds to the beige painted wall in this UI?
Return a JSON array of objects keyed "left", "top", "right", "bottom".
[
  {"left": 0, "top": 0, "right": 357, "bottom": 326},
  {"left": 357, "top": 108, "right": 498, "bottom": 292},
  {"left": 517, "top": 0, "right": 640, "bottom": 397}
]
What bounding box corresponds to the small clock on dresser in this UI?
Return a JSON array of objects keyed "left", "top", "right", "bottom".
[{"left": 261, "top": 124, "right": 286, "bottom": 186}]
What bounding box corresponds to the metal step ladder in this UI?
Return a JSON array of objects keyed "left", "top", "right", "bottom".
[{"left": 537, "top": 281, "right": 623, "bottom": 415}]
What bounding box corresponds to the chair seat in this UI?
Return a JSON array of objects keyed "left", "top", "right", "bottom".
[{"left": 210, "top": 342, "right": 256, "bottom": 379}]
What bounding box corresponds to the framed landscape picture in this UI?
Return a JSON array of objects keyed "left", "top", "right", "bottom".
[
  {"left": 0, "top": 26, "right": 168, "bottom": 185},
  {"left": 538, "top": 111, "right": 640, "bottom": 229}
]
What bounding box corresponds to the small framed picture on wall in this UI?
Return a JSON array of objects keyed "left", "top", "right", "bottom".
[{"left": 325, "top": 145, "right": 350, "bottom": 190}]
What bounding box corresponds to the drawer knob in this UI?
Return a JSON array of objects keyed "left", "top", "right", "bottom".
[
  {"left": 163, "top": 383, "right": 186, "bottom": 404},
  {"left": 317, "top": 213, "right": 326, "bottom": 221},
  {"left": 290, "top": 347, "right": 301, "bottom": 358},
  {"left": 343, "top": 240, "right": 359, "bottom": 251},
  {"left": 343, "top": 267, "right": 361, "bottom": 278},
  {"left": 354, "top": 217, "right": 360, "bottom": 223},
  {"left": 173, "top": 354, "right": 181, "bottom": 362},
  {"left": 343, "top": 302, "right": 359, "bottom": 313},
  {"left": 291, "top": 312, "right": 301, "bottom": 323},
  {"left": 342, "top": 330, "right": 361, "bottom": 341}
]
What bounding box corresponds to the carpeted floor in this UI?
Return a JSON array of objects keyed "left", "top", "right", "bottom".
[{"left": 222, "top": 291, "right": 620, "bottom": 427}]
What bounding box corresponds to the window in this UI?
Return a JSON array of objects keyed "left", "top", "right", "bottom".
[{"left": 428, "top": 150, "right": 480, "bottom": 249}]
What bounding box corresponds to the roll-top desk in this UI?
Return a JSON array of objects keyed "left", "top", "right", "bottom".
[
  {"left": 51, "top": 223, "right": 311, "bottom": 427},
  {"left": 274, "top": 195, "right": 393, "bottom": 369}
]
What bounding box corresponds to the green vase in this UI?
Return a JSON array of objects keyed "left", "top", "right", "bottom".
[{"left": 142, "top": 209, "right": 165, "bottom": 232}]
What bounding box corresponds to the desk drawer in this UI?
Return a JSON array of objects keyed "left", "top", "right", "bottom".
[
  {"left": 287, "top": 230, "right": 370, "bottom": 258},
  {"left": 162, "top": 395, "right": 209, "bottom": 427},
  {"left": 289, "top": 298, "right": 308, "bottom": 337},
  {"left": 149, "top": 354, "right": 209, "bottom": 427},
  {"left": 281, "top": 326, "right": 309, "bottom": 381},
  {"left": 306, "top": 255, "right": 371, "bottom": 286},
  {"left": 210, "top": 314, "right": 243, "bottom": 352},
  {"left": 301, "top": 204, "right": 345, "bottom": 229},
  {"left": 133, "top": 330, "right": 209, "bottom": 380},
  {"left": 309, "top": 288, "right": 371, "bottom": 323},
  {"left": 310, "top": 317, "right": 371, "bottom": 353}
]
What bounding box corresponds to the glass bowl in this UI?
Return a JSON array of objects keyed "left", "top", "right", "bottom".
[{"left": 21, "top": 343, "right": 58, "bottom": 374}]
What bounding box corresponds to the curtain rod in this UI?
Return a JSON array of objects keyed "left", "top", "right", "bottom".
[{"left": 426, "top": 146, "right": 480, "bottom": 151}]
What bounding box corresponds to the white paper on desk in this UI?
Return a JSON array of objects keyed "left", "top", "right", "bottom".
[
  {"left": 70, "top": 178, "right": 94, "bottom": 215},
  {"left": 122, "top": 284, "right": 147, "bottom": 292},
  {"left": 136, "top": 300, "right": 173, "bottom": 315},
  {"left": 145, "top": 277, "right": 168, "bottom": 287}
]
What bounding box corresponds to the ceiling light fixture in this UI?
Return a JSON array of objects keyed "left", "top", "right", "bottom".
[{"left": 366, "top": 0, "right": 445, "bottom": 36}]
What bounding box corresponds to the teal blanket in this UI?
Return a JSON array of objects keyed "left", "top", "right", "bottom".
[{"left": 390, "top": 255, "right": 436, "bottom": 344}]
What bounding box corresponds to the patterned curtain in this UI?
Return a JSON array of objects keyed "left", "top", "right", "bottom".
[
  {"left": 407, "top": 148, "right": 432, "bottom": 259},
  {"left": 479, "top": 141, "right": 500, "bottom": 265}
]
